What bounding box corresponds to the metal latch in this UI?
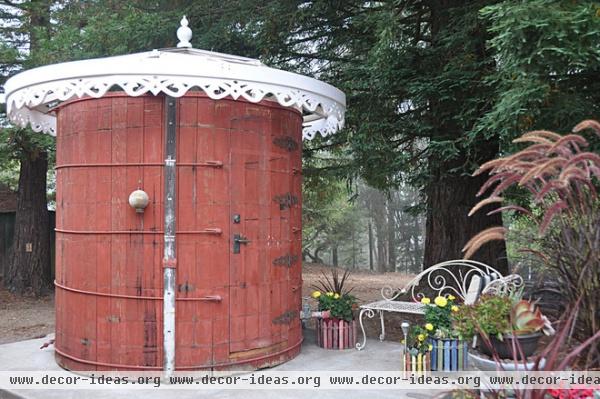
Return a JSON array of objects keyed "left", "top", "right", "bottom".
[{"left": 233, "top": 234, "right": 251, "bottom": 254}]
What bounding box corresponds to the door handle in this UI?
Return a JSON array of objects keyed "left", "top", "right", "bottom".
[
  {"left": 176, "top": 295, "right": 222, "bottom": 302},
  {"left": 233, "top": 234, "right": 251, "bottom": 254}
]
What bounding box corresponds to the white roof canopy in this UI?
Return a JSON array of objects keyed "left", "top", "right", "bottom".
[{"left": 3, "top": 17, "right": 345, "bottom": 140}]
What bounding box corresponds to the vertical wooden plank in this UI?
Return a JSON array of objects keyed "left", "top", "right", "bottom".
[
  {"left": 444, "top": 340, "right": 450, "bottom": 371},
  {"left": 430, "top": 339, "right": 436, "bottom": 371},
  {"left": 458, "top": 340, "right": 463, "bottom": 371},
  {"left": 451, "top": 340, "right": 458, "bottom": 371},
  {"left": 437, "top": 341, "right": 443, "bottom": 371}
]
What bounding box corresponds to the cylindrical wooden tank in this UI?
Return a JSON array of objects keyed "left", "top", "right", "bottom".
[{"left": 54, "top": 92, "right": 303, "bottom": 370}]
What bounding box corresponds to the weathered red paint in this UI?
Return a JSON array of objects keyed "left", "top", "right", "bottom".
[{"left": 54, "top": 92, "right": 303, "bottom": 370}]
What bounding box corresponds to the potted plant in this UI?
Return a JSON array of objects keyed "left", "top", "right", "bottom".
[
  {"left": 311, "top": 269, "right": 358, "bottom": 350},
  {"left": 463, "top": 121, "right": 600, "bottom": 368},
  {"left": 419, "top": 295, "right": 468, "bottom": 371},
  {"left": 454, "top": 294, "right": 555, "bottom": 360},
  {"left": 402, "top": 324, "right": 431, "bottom": 372}
]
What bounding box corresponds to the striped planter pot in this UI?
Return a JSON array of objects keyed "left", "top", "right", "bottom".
[
  {"left": 316, "top": 318, "right": 357, "bottom": 350},
  {"left": 429, "top": 338, "right": 469, "bottom": 371},
  {"left": 403, "top": 352, "right": 431, "bottom": 373}
]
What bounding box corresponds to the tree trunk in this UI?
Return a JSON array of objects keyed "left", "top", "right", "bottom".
[
  {"left": 4, "top": 151, "right": 51, "bottom": 296},
  {"left": 332, "top": 246, "right": 338, "bottom": 267},
  {"left": 368, "top": 221, "right": 374, "bottom": 271},
  {"left": 370, "top": 190, "right": 388, "bottom": 273},
  {"left": 423, "top": 167, "right": 508, "bottom": 275},
  {"left": 387, "top": 198, "right": 396, "bottom": 272},
  {"left": 422, "top": 0, "right": 508, "bottom": 275}
]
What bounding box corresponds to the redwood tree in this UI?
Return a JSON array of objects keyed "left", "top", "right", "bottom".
[
  {"left": 4, "top": 138, "right": 50, "bottom": 294},
  {"left": 271, "top": 0, "right": 511, "bottom": 272},
  {"left": 1, "top": 1, "right": 54, "bottom": 295}
]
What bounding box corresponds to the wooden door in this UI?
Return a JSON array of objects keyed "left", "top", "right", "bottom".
[
  {"left": 228, "top": 103, "right": 294, "bottom": 356},
  {"left": 175, "top": 96, "right": 231, "bottom": 368}
]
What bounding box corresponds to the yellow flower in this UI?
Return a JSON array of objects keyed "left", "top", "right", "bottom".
[
  {"left": 425, "top": 323, "right": 434, "bottom": 331},
  {"left": 428, "top": 344, "right": 433, "bottom": 351},
  {"left": 420, "top": 297, "right": 431, "bottom": 304},
  {"left": 434, "top": 296, "right": 448, "bottom": 307},
  {"left": 448, "top": 294, "right": 456, "bottom": 301},
  {"left": 311, "top": 291, "right": 321, "bottom": 299},
  {"left": 417, "top": 334, "right": 426, "bottom": 342},
  {"left": 326, "top": 292, "right": 334, "bottom": 297},
  {"left": 334, "top": 293, "right": 340, "bottom": 299},
  {"left": 451, "top": 305, "right": 459, "bottom": 312}
]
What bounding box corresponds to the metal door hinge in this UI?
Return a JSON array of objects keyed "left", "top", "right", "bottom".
[
  {"left": 273, "top": 254, "right": 298, "bottom": 267},
  {"left": 273, "top": 136, "right": 299, "bottom": 152},
  {"left": 273, "top": 310, "right": 298, "bottom": 325},
  {"left": 273, "top": 193, "right": 298, "bottom": 210}
]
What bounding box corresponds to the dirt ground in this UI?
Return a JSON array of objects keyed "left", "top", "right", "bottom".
[
  {"left": 302, "top": 264, "right": 421, "bottom": 342},
  {"left": 301, "top": 263, "right": 413, "bottom": 303},
  {"left": 0, "top": 264, "right": 417, "bottom": 345},
  {"left": 0, "top": 285, "right": 55, "bottom": 345}
]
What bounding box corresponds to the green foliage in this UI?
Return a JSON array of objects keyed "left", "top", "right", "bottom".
[
  {"left": 302, "top": 171, "right": 365, "bottom": 264},
  {"left": 311, "top": 268, "right": 353, "bottom": 296},
  {"left": 476, "top": 1, "right": 600, "bottom": 148},
  {"left": 404, "top": 325, "right": 430, "bottom": 355},
  {"left": 453, "top": 295, "right": 512, "bottom": 341},
  {"left": 2, "top": 1, "right": 599, "bottom": 280},
  {"left": 314, "top": 292, "right": 357, "bottom": 322},
  {"left": 311, "top": 269, "right": 356, "bottom": 321},
  {"left": 423, "top": 296, "right": 459, "bottom": 339}
]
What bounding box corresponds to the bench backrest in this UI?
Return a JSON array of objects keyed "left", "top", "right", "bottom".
[{"left": 381, "top": 260, "right": 507, "bottom": 304}]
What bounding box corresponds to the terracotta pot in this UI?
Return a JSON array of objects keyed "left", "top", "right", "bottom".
[{"left": 478, "top": 332, "right": 542, "bottom": 360}]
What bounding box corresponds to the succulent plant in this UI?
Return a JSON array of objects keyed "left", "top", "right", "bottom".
[{"left": 511, "top": 300, "right": 555, "bottom": 336}]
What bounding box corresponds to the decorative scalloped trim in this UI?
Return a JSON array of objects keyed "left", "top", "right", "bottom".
[{"left": 6, "top": 75, "right": 344, "bottom": 140}]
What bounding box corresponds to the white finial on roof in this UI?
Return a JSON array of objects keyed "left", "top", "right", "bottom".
[{"left": 177, "top": 16, "right": 192, "bottom": 48}]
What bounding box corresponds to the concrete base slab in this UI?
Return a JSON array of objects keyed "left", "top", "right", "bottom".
[{"left": 0, "top": 331, "right": 436, "bottom": 399}]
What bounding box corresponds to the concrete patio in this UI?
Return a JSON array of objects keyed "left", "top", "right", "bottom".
[{"left": 0, "top": 330, "right": 437, "bottom": 399}]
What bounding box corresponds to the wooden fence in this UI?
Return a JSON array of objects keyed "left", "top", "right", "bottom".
[{"left": 315, "top": 318, "right": 357, "bottom": 350}]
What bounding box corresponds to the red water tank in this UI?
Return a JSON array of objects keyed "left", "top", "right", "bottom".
[{"left": 54, "top": 92, "right": 303, "bottom": 370}]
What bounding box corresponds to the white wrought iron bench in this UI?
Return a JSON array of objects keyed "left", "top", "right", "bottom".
[{"left": 355, "top": 259, "right": 523, "bottom": 350}]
